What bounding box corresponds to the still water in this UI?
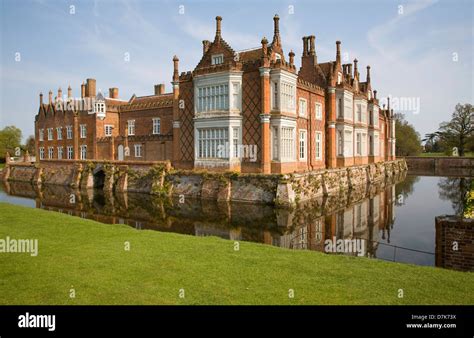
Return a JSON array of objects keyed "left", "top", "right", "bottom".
[{"left": 1, "top": 173, "right": 472, "bottom": 271}]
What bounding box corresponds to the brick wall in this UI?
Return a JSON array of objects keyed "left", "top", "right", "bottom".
[{"left": 435, "top": 216, "right": 474, "bottom": 271}]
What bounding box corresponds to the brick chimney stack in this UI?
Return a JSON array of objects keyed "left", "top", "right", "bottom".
[
  {"left": 374, "top": 90, "right": 377, "bottom": 99},
  {"left": 154, "top": 84, "right": 165, "bottom": 95},
  {"left": 302, "top": 36, "right": 308, "bottom": 56},
  {"left": 109, "top": 87, "right": 119, "bottom": 99},
  {"left": 85, "top": 78, "right": 96, "bottom": 97},
  {"left": 39, "top": 92, "right": 43, "bottom": 105},
  {"left": 272, "top": 14, "right": 281, "bottom": 46},
  {"left": 81, "top": 82, "right": 85, "bottom": 98},
  {"left": 48, "top": 90, "right": 53, "bottom": 104},
  {"left": 67, "top": 85, "right": 72, "bottom": 98},
  {"left": 214, "top": 16, "right": 222, "bottom": 42},
  {"left": 366, "top": 65, "right": 371, "bottom": 84},
  {"left": 57, "top": 87, "right": 62, "bottom": 101},
  {"left": 309, "top": 35, "right": 315, "bottom": 56},
  {"left": 336, "top": 41, "right": 341, "bottom": 65}
]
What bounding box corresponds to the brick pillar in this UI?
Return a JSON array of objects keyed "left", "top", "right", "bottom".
[
  {"left": 259, "top": 67, "right": 271, "bottom": 174},
  {"left": 34, "top": 120, "right": 39, "bottom": 163},
  {"left": 172, "top": 56, "right": 181, "bottom": 167},
  {"left": 326, "top": 87, "right": 337, "bottom": 168},
  {"left": 73, "top": 115, "right": 79, "bottom": 160},
  {"left": 110, "top": 136, "right": 115, "bottom": 160}
]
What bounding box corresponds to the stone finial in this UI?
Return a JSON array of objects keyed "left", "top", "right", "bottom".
[
  {"left": 57, "top": 87, "right": 62, "bottom": 101},
  {"left": 289, "top": 50, "right": 295, "bottom": 66},
  {"left": 202, "top": 40, "right": 211, "bottom": 55},
  {"left": 261, "top": 37, "right": 268, "bottom": 56},
  {"left": 68, "top": 85, "right": 72, "bottom": 98},
  {"left": 39, "top": 92, "right": 43, "bottom": 105},
  {"left": 48, "top": 90, "right": 53, "bottom": 104},
  {"left": 373, "top": 90, "right": 377, "bottom": 99},
  {"left": 173, "top": 55, "right": 179, "bottom": 82}
]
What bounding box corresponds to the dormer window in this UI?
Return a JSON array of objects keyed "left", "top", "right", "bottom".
[
  {"left": 212, "top": 54, "right": 224, "bottom": 65},
  {"left": 275, "top": 53, "right": 281, "bottom": 60},
  {"left": 94, "top": 101, "right": 106, "bottom": 119}
]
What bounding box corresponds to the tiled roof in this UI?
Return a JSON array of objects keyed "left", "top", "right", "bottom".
[
  {"left": 120, "top": 94, "right": 173, "bottom": 112},
  {"left": 238, "top": 47, "right": 262, "bottom": 63},
  {"left": 318, "top": 61, "right": 334, "bottom": 78}
]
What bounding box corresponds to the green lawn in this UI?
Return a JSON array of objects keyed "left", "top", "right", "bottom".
[
  {"left": 419, "top": 152, "right": 474, "bottom": 157},
  {"left": 0, "top": 202, "right": 473, "bottom": 305}
]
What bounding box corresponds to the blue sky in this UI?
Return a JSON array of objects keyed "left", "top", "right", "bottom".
[{"left": 0, "top": 0, "right": 472, "bottom": 141}]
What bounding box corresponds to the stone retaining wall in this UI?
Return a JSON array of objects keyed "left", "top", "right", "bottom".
[{"left": 1, "top": 159, "right": 407, "bottom": 208}]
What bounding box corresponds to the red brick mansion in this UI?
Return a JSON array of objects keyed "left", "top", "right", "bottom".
[{"left": 34, "top": 15, "right": 396, "bottom": 174}]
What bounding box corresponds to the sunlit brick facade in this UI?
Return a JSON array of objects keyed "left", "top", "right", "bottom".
[{"left": 34, "top": 15, "right": 395, "bottom": 174}]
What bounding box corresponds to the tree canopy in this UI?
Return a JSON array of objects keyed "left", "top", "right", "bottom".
[
  {"left": 0, "top": 126, "right": 22, "bottom": 161},
  {"left": 394, "top": 113, "right": 422, "bottom": 156}
]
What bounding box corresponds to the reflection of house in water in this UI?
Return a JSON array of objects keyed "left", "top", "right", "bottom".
[{"left": 266, "top": 183, "right": 396, "bottom": 257}]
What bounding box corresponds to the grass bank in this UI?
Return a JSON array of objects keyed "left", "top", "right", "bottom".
[
  {"left": 419, "top": 152, "right": 474, "bottom": 157},
  {"left": 0, "top": 202, "right": 472, "bottom": 305}
]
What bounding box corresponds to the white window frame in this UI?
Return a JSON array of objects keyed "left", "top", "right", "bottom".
[
  {"left": 315, "top": 103, "right": 322, "bottom": 120},
  {"left": 57, "top": 146, "right": 63, "bottom": 159},
  {"left": 47, "top": 128, "right": 53, "bottom": 140},
  {"left": 128, "top": 120, "right": 135, "bottom": 136},
  {"left": 299, "top": 130, "right": 307, "bottom": 160},
  {"left": 232, "top": 127, "right": 240, "bottom": 158},
  {"left": 315, "top": 131, "right": 322, "bottom": 160},
  {"left": 272, "top": 126, "right": 279, "bottom": 160},
  {"left": 105, "top": 125, "right": 113, "bottom": 137},
  {"left": 197, "top": 128, "right": 229, "bottom": 159},
  {"left": 270, "top": 70, "right": 297, "bottom": 114},
  {"left": 48, "top": 146, "right": 54, "bottom": 159},
  {"left": 66, "top": 125, "right": 73, "bottom": 139},
  {"left": 67, "top": 146, "right": 73, "bottom": 159},
  {"left": 134, "top": 144, "right": 142, "bottom": 158},
  {"left": 39, "top": 129, "right": 44, "bottom": 141},
  {"left": 152, "top": 118, "right": 161, "bottom": 135},
  {"left": 80, "top": 145, "right": 87, "bottom": 160},
  {"left": 56, "top": 127, "right": 62, "bottom": 140},
  {"left": 211, "top": 54, "right": 224, "bottom": 65},
  {"left": 356, "top": 132, "right": 362, "bottom": 156},
  {"left": 80, "top": 124, "right": 87, "bottom": 139},
  {"left": 39, "top": 147, "right": 45, "bottom": 160},
  {"left": 299, "top": 98, "right": 307, "bottom": 117}
]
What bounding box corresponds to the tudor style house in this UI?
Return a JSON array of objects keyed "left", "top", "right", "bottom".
[{"left": 34, "top": 15, "right": 396, "bottom": 174}]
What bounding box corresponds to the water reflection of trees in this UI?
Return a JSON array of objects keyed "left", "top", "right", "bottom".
[
  {"left": 395, "top": 174, "right": 420, "bottom": 206},
  {"left": 438, "top": 177, "right": 473, "bottom": 215}
]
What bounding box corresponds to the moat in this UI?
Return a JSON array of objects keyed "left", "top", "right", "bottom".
[{"left": 1, "top": 172, "right": 472, "bottom": 271}]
